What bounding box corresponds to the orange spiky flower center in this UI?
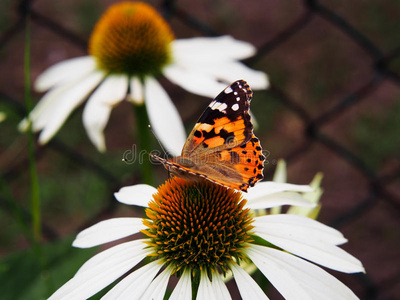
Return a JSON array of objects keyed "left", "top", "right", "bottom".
[
  {"left": 142, "top": 178, "right": 254, "bottom": 276},
  {"left": 89, "top": 2, "right": 174, "bottom": 76}
]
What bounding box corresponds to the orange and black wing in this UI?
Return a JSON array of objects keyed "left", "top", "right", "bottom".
[
  {"left": 213, "top": 134, "right": 265, "bottom": 191},
  {"left": 181, "top": 80, "right": 254, "bottom": 156},
  {"left": 154, "top": 80, "right": 264, "bottom": 192},
  {"left": 153, "top": 134, "right": 265, "bottom": 192}
]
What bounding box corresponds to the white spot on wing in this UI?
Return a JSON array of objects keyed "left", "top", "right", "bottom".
[
  {"left": 224, "top": 86, "right": 233, "bottom": 94},
  {"left": 217, "top": 103, "right": 228, "bottom": 112},
  {"left": 211, "top": 102, "right": 228, "bottom": 113},
  {"left": 208, "top": 100, "right": 216, "bottom": 108},
  {"left": 236, "top": 97, "right": 240, "bottom": 101},
  {"left": 232, "top": 103, "right": 239, "bottom": 111}
]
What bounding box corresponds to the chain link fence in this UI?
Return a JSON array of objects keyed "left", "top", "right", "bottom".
[{"left": 1, "top": 0, "right": 399, "bottom": 299}]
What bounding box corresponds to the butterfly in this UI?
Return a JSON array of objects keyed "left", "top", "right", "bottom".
[{"left": 151, "top": 80, "right": 265, "bottom": 192}]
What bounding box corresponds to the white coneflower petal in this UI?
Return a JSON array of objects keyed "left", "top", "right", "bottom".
[
  {"left": 248, "top": 245, "right": 359, "bottom": 300},
  {"left": 287, "top": 172, "right": 324, "bottom": 217},
  {"left": 83, "top": 74, "right": 128, "bottom": 151},
  {"left": 75, "top": 239, "right": 150, "bottom": 275},
  {"left": 170, "top": 269, "right": 192, "bottom": 300},
  {"left": 102, "top": 259, "right": 164, "bottom": 300},
  {"left": 82, "top": 100, "right": 111, "bottom": 152},
  {"left": 19, "top": 82, "right": 71, "bottom": 132},
  {"left": 248, "top": 182, "right": 314, "bottom": 197},
  {"left": 220, "top": 62, "right": 268, "bottom": 90},
  {"left": 230, "top": 263, "right": 269, "bottom": 300},
  {"left": 114, "top": 184, "right": 157, "bottom": 206},
  {"left": 38, "top": 71, "right": 105, "bottom": 145},
  {"left": 282, "top": 253, "right": 359, "bottom": 300},
  {"left": 172, "top": 36, "right": 256, "bottom": 63},
  {"left": 187, "top": 61, "right": 269, "bottom": 90},
  {"left": 210, "top": 271, "right": 232, "bottom": 300},
  {"left": 197, "top": 271, "right": 217, "bottom": 300},
  {"left": 163, "top": 64, "right": 227, "bottom": 98},
  {"left": 166, "top": 36, "right": 268, "bottom": 96},
  {"left": 254, "top": 214, "right": 347, "bottom": 245},
  {"left": 49, "top": 240, "right": 151, "bottom": 300},
  {"left": 89, "top": 74, "right": 128, "bottom": 106},
  {"left": 35, "top": 56, "right": 97, "bottom": 92},
  {"left": 247, "top": 245, "right": 312, "bottom": 299},
  {"left": 246, "top": 191, "right": 316, "bottom": 209},
  {"left": 140, "top": 266, "right": 174, "bottom": 300},
  {"left": 246, "top": 181, "right": 315, "bottom": 209},
  {"left": 21, "top": 71, "right": 99, "bottom": 132},
  {"left": 72, "top": 217, "right": 145, "bottom": 248},
  {"left": 253, "top": 216, "right": 364, "bottom": 273},
  {"left": 144, "top": 77, "right": 186, "bottom": 156},
  {"left": 128, "top": 77, "right": 144, "bottom": 105}
]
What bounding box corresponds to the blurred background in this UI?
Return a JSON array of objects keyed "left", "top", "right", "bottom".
[{"left": 0, "top": 0, "right": 399, "bottom": 299}]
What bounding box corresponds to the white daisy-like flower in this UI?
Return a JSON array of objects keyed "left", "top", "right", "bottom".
[
  {"left": 19, "top": 1, "right": 268, "bottom": 155},
  {"left": 48, "top": 178, "right": 364, "bottom": 300}
]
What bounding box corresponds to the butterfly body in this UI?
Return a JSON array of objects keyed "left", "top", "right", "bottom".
[{"left": 151, "top": 80, "right": 265, "bottom": 192}]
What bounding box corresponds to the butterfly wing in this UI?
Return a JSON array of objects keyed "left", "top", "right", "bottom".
[
  {"left": 211, "top": 134, "right": 265, "bottom": 191},
  {"left": 181, "top": 80, "right": 253, "bottom": 156},
  {"left": 153, "top": 80, "right": 264, "bottom": 192},
  {"left": 152, "top": 133, "right": 265, "bottom": 192},
  {"left": 166, "top": 80, "right": 265, "bottom": 192}
]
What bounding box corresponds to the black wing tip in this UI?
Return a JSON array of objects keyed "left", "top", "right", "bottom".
[{"left": 230, "top": 80, "right": 253, "bottom": 100}]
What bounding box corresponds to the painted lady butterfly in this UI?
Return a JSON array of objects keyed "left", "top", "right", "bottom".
[{"left": 151, "top": 80, "right": 265, "bottom": 192}]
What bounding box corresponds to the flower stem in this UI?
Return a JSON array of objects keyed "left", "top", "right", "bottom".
[
  {"left": 24, "top": 15, "right": 41, "bottom": 242},
  {"left": 133, "top": 101, "right": 154, "bottom": 185}
]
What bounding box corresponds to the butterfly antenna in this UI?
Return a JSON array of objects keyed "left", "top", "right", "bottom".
[{"left": 148, "top": 125, "right": 169, "bottom": 158}]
